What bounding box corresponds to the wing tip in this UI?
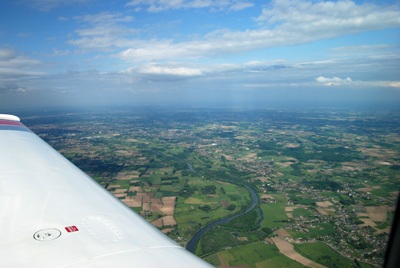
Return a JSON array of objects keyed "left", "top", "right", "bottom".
[{"left": 0, "top": 114, "right": 21, "bottom": 122}]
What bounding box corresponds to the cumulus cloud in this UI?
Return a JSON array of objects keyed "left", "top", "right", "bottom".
[
  {"left": 316, "top": 76, "right": 352, "bottom": 86},
  {"left": 116, "top": 0, "right": 400, "bottom": 62},
  {"left": 125, "top": 0, "right": 254, "bottom": 12},
  {"left": 316, "top": 76, "right": 352, "bottom": 83},
  {"left": 138, "top": 64, "right": 203, "bottom": 76},
  {"left": 122, "top": 63, "right": 203, "bottom": 79},
  {"left": 117, "top": 40, "right": 202, "bottom": 61}
]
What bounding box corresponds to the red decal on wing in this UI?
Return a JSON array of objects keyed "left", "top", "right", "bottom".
[{"left": 65, "top": 226, "right": 79, "bottom": 233}]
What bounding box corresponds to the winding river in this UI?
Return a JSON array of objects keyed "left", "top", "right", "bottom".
[
  {"left": 152, "top": 151, "right": 262, "bottom": 253},
  {"left": 186, "top": 184, "right": 260, "bottom": 253}
]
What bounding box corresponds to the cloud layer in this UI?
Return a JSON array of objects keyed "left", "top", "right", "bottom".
[
  {"left": 1, "top": 1, "right": 399, "bottom": 109},
  {"left": 113, "top": 0, "right": 400, "bottom": 61}
]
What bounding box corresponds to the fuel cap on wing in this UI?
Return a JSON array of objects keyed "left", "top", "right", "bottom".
[{"left": 33, "top": 228, "right": 61, "bottom": 241}]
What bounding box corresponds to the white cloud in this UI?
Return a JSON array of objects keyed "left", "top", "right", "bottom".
[
  {"left": 0, "top": 49, "right": 45, "bottom": 91},
  {"left": 332, "top": 45, "right": 394, "bottom": 51},
  {"left": 387, "top": 82, "right": 400, "bottom": 88},
  {"left": 75, "top": 24, "right": 136, "bottom": 37},
  {"left": 64, "top": 1, "right": 400, "bottom": 60},
  {"left": 125, "top": 0, "right": 253, "bottom": 12},
  {"left": 0, "top": 48, "right": 16, "bottom": 61},
  {"left": 0, "top": 49, "right": 42, "bottom": 70},
  {"left": 229, "top": 2, "right": 254, "bottom": 11},
  {"left": 68, "top": 12, "right": 139, "bottom": 51},
  {"left": 375, "top": 81, "right": 400, "bottom": 89},
  {"left": 126, "top": 63, "right": 203, "bottom": 77},
  {"left": 330, "top": 44, "right": 400, "bottom": 61},
  {"left": 74, "top": 12, "right": 134, "bottom": 24},
  {"left": 343, "top": 80, "right": 400, "bottom": 90},
  {"left": 116, "top": 0, "right": 400, "bottom": 61},
  {"left": 316, "top": 76, "right": 352, "bottom": 83},
  {"left": 117, "top": 40, "right": 203, "bottom": 61},
  {"left": 50, "top": 49, "right": 71, "bottom": 56},
  {"left": 315, "top": 76, "right": 352, "bottom": 86},
  {"left": 314, "top": 77, "right": 400, "bottom": 89},
  {"left": 0, "top": 68, "right": 44, "bottom": 78},
  {"left": 13, "top": 88, "right": 27, "bottom": 93}
]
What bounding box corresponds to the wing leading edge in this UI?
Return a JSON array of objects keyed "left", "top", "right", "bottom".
[{"left": 0, "top": 114, "right": 213, "bottom": 268}]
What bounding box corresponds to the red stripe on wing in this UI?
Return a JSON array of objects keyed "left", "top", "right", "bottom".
[{"left": 0, "top": 120, "right": 25, "bottom": 127}]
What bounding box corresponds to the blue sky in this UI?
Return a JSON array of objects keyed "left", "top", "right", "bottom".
[{"left": 0, "top": 0, "right": 399, "bottom": 110}]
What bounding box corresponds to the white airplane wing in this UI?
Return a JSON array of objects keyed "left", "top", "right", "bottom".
[{"left": 0, "top": 114, "right": 213, "bottom": 268}]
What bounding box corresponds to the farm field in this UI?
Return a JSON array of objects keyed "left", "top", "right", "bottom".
[
  {"left": 204, "top": 241, "right": 305, "bottom": 268},
  {"left": 23, "top": 108, "right": 400, "bottom": 267},
  {"left": 293, "top": 242, "right": 375, "bottom": 268}
]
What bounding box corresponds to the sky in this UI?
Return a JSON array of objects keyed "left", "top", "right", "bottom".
[{"left": 0, "top": 0, "right": 399, "bottom": 111}]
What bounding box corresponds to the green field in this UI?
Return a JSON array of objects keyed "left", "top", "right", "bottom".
[
  {"left": 204, "top": 242, "right": 305, "bottom": 268},
  {"left": 292, "top": 208, "right": 315, "bottom": 219},
  {"left": 173, "top": 179, "right": 251, "bottom": 239},
  {"left": 288, "top": 222, "right": 337, "bottom": 239},
  {"left": 259, "top": 203, "right": 289, "bottom": 228},
  {"left": 294, "top": 242, "right": 375, "bottom": 268},
  {"left": 375, "top": 210, "right": 394, "bottom": 230},
  {"left": 202, "top": 252, "right": 221, "bottom": 266}
]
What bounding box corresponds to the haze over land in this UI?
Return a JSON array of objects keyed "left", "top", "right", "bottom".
[{"left": 1, "top": 0, "right": 400, "bottom": 110}]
